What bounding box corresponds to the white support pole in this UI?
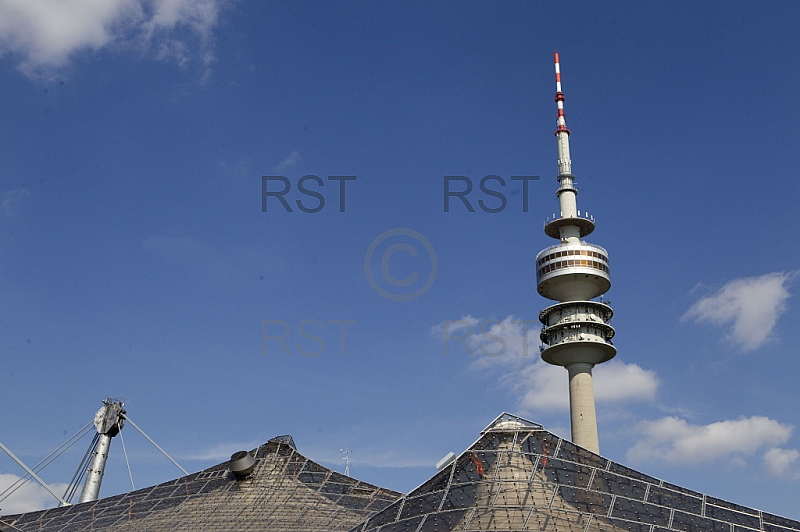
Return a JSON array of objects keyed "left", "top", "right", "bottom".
[
  {"left": 0, "top": 441, "right": 69, "bottom": 507},
  {"left": 124, "top": 416, "right": 188, "bottom": 476}
]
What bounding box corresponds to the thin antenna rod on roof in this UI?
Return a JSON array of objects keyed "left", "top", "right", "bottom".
[{"left": 340, "top": 447, "right": 352, "bottom": 476}]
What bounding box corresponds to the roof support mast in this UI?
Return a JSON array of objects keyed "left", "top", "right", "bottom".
[{"left": 78, "top": 399, "right": 125, "bottom": 503}]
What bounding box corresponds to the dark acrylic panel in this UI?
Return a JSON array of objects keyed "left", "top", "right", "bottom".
[
  {"left": 34, "top": 514, "right": 75, "bottom": 530},
  {"left": 451, "top": 455, "right": 489, "bottom": 486},
  {"left": 659, "top": 481, "right": 703, "bottom": 499},
  {"left": 587, "top": 515, "right": 652, "bottom": 532},
  {"left": 473, "top": 450, "right": 499, "bottom": 478},
  {"left": 764, "top": 524, "right": 800, "bottom": 532},
  {"left": 360, "top": 502, "right": 402, "bottom": 531},
  {"left": 734, "top": 526, "right": 765, "bottom": 532},
  {"left": 300, "top": 459, "right": 328, "bottom": 474},
  {"left": 298, "top": 470, "right": 329, "bottom": 485},
  {"left": 671, "top": 510, "right": 732, "bottom": 532},
  {"left": 271, "top": 434, "right": 297, "bottom": 449},
  {"left": 518, "top": 432, "right": 561, "bottom": 460},
  {"left": 610, "top": 497, "right": 671, "bottom": 526},
  {"left": 466, "top": 507, "right": 529, "bottom": 531},
  {"left": 763, "top": 512, "right": 800, "bottom": 530},
  {"left": 553, "top": 486, "right": 613, "bottom": 515},
  {"left": 706, "top": 496, "right": 760, "bottom": 516},
  {"left": 646, "top": 485, "right": 702, "bottom": 514},
  {"left": 150, "top": 494, "right": 189, "bottom": 513},
  {"left": 491, "top": 481, "right": 539, "bottom": 507},
  {"left": 84, "top": 515, "right": 122, "bottom": 529},
  {"left": 539, "top": 458, "right": 593, "bottom": 488},
  {"left": 416, "top": 509, "right": 469, "bottom": 532},
  {"left": 285, "top": 456, "right": 307, "bottom": 475},
  {"left": 590, "top": 470, "right": 647, "bottom": 500},
  {"left": 533, "top": 509, "right": 589, "bottom": 532},
  {"left": 144, "top": 483, "right": 182, "bottom": 500},
  {"left": 398, "top": 490, "right": 445, "bottom": 520},
  {"left": 84, "top": 495, "right": 123, "bottom": 513},
  {"left": 128, "top": 497, "right": 163, "bottom": 514},
  {"left": 339, "top": 495, "right": 375, "bottom": 512},
  {"left": 556, "top": 439, "right": 609, "bottom": 470},
  {"left": 606, "top": 462, "right": 660, "bottom": 484},
  {"left": 440, "top": 482, "right": 478, "bottom": 511},
  {"left": 412, "top": 465, "right": 454, "bottom": 494},
  {"left": 474, "top": 434, "right": 510, "bottom": 452},
  {"left": 378, "top": 515, "right": 423, "bottom": 532},
  {"left": 273, "top": 440, "right": 296, "bottom": 458},
  {"left": 705, "top": 504, "right": 760, "bottom": 529},
  {"left": 321, "top": 481, "right": 352, "bottom": 495},
  {"left": 492, "top": 450, "right": 537, "bottom": 481}
]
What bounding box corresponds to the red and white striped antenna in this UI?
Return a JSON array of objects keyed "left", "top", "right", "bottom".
[{"left": 554, "top": 51, "right": 570, "bottom": 135}]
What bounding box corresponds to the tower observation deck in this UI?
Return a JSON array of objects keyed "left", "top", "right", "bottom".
[{"left": 536, "top": 53, "right": 616, "bottom": 454}]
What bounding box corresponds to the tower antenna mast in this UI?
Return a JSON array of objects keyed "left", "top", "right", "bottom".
[{"left": 340, "top": 448, "right": 352, "bottom": 476}]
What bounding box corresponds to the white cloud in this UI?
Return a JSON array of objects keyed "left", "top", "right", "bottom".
[
  {"left": 763, "top": 447, "right": 800, "bottom": 480},
  {"left": 433, "top": 315, "right": 658, "bottom": 413},
  {"left": 311, "top": 448, "right": 438, "bottom": 470},
  {"left": 430, "top": 315, "right": 480, "bottom": 336},
  {"left": 595, "top": 362, "right": 659, "bottom": 403},
  {"left": 182, "top": 440, "right": 262, "bottom": 462},
  {"left": 0, "top": 0, "right": 226, "bottom": 78},
  {"left": 514, "top": 360, "right": 659, "bottom": 411},
  {"left": 682, "top": 272, "right": 795, "bottom": 352},
  {"left": 273, "top": 151, "right": 304, "bottom": 173},
  {"left": 594, "top": 360, "right": 659, "bottom": 402},
  {"left": 1, "top": 188, "right": 29, "bottom": 215},
  {"left": 0, "top": 473, "right": 69, "bottom": 514},
  {"left": 626, "top": 416, "right": 794, "bottom": 465},
  {"left": 513, "top": 362, "right": 566, "bottom": 410},
  {"left": 434, "top": 315, "right": 539, "bottom": 364}
]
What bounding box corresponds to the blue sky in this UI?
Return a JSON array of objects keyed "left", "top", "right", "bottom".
[{"left": 1, "top": 0, "right": 800, "bottom": 519}]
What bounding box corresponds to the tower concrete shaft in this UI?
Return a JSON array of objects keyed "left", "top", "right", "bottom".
[
  {"left": 567, "top": 363, "right": 599, "bottom": 453},
  {"left": 536, "top": 53, "right": 616, "bottom": 455}
]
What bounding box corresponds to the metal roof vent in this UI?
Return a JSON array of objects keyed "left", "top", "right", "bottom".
[
  {"left": 230, "top": 451, "right": 256, "bottom": 478},
  {"left": 435, "top": 452, "right": 456, "bottom": 471}
]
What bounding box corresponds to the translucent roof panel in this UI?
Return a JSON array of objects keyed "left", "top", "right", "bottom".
[
  {"left": 2, "top": 436, "right": 401, "bottom": 532},
  {"left": 352, "top": 413, "right": 800, "bottom": 532}
]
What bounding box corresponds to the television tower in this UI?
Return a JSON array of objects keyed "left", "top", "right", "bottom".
[{"left": 536, "top": 53, "right": 616, "bottom": 454}]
